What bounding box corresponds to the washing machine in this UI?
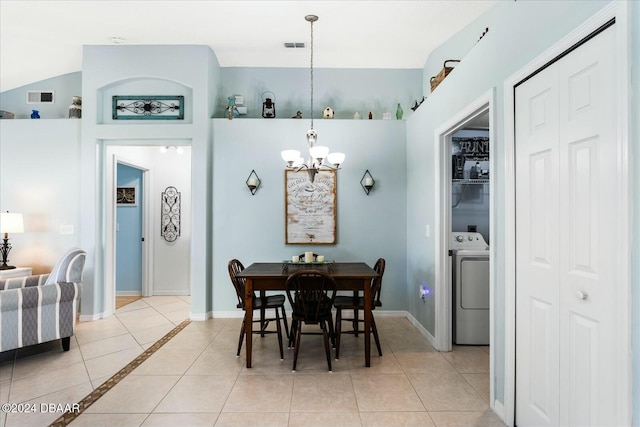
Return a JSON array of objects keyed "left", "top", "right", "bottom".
[{"left": 451, "top": 232, "right": 489, "bottom": 345}]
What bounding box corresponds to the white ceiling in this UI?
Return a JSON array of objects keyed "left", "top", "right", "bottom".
[{"left": 0, "top": 0, "right": 496, "bottom": 92}]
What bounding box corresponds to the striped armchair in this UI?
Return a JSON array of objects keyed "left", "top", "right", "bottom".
[{"left": 0, "top": 249, "right": 85, "bottom": 352}]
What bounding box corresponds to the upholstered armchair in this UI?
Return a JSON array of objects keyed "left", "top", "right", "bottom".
[{"left": 0, "top": 248, "right": 86, "bottom": 352}]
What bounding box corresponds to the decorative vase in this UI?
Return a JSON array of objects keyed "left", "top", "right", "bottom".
[
  {"left": 396, "top": 103, "right": 403, "bottom": 120},
  {"left": 368, "top": 111, "right": 373, "bottom": 120},
  {"left": 353, "top": 112, "right": 360, "bottom": 120},
  {"left": 68, "top": 96, "right": 82, "bottom": 119},
  {"left": 30, "top": 110, "right": 40, "bottom": 119}
]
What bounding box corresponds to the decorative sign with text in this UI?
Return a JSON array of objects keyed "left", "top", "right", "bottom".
[{"left": 285, "top": 170, "right": 336, "bottom": 244}]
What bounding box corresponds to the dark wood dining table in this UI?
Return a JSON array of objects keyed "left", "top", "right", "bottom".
[{"left": 237, "top": 262, "right": 379, "bottom": 368}]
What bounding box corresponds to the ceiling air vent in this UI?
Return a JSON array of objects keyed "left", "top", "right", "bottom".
[
  {"left": 26, "top": 91, "right": 54, "bottom": 104},
  {"left": 284, "top": 42, "right": 305, "bottom": 48}
]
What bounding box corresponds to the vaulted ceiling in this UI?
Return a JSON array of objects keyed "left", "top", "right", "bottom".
[{"left": 0, "top": 0, "right": 496, "bottom": 92}]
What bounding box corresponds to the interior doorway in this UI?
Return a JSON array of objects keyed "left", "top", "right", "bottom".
[{"left": 434, "top": 89, "right": 495, "bottom": 405}]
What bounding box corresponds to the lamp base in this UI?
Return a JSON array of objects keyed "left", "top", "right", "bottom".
[{"left": 0, "top": 265, "right": 16, "bottom": 270}]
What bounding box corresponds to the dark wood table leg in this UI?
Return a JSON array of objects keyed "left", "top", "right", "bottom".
[
  {"left": 245, "top": 278, "right": 254, "bottom": 368},
  {"left": 363, "top": 278, "right": 371, "bottom": 367}
]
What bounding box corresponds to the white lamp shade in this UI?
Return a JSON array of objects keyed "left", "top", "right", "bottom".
[
  {"left": 0, "top": 212, "right": 24, "bottom": 233},
  {"left": 281, "top": 150, "right": 301, "bottom": 163},
  {"left": 293, "top": 157, "right": 304, "bottom": 167},
  {"left": 309, "top": 145, "right": 329, "bottom": 160},
  {"left": 327, "top": 152, "right": 345, "bottom": 166}
]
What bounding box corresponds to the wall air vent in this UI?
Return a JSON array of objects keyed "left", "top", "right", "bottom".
[
  {"left": 284, "top": 42, "right": 305, "bottom": 48},
  {"left": 26, "top": 91, "right": 54, "bottom": 104}
]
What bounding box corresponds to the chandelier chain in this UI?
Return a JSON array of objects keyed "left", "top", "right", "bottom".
[{"left": 310, "top": 18, "right": 314, "bottom": 131}]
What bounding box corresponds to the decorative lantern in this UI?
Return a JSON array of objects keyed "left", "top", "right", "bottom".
[{"left": 261, "top": 91, "right": 276, "bottom": 118}]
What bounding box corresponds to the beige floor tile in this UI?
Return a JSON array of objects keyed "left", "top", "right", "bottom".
[
  {"left": 395, "top": 351, "right": 457, "bottom": 374},
  {"left": 223, "top": 374, "right": 294, "bottom": 413},
  {"left": 160, "top": 330, "right": 215, "bottom": 350},
  {"left": 428, "top": 409, "right": 506, "bottom": 427},
  {"left": 151, "top": 300, "right": 189, "bottom": 314},
  {"left": 141, "top": 412, "right": 219, "bottom": 427},
  {"left": 83, "top": 346, "right": 144, "bottom": 381},
  {"left": 85, "top": 375, "right": 180, "bottom": 414},
  {"left": 130, "top": 323, "right": 176, "bottom": 346},
  {"left": 462, "top": 373, "right": 490, "bottom": 403},
  {"left": 288, "top": 411, "right": 362, "bottom": 427},
  {"left": 410, "top": 372, "right": 488, "bottom": 411},
  {"left": 119, "top": 314, "right": 174, "bottom": 333},
  {"left": 115, "top": 299, "right": 151, "bottom": 314},
  {"left": 290, "top": 374, "right": 358, "bottom": 412},
  {"left": 155, "top": 375, "right": 237, "bottom": 413},
  {"left": 10, "top": 346, "right": 84, "bottom": 380},
  {"left": 351, "top": 374, "right": 425, "bottom": 412},
  {"left": 75, "top": 317, "right": 128, "bottom": 345},
  {"left": 346, "top": 352, "right": 404, "bottom": 375},
  {"left": 0, "top": 361, "right": 14, "bottom": 382},
  {"left": 78, "top": 333, "right": 140, "bottom": 361},
  {"left": 131, "top": 348, "right": 202, "bottom": 376},
  {"left": 143, "top": 296, "right": 184, "bottom": 307},
  {"left": 5, "top": 381, "right": 92, "bottom": 427},
  {"left": 69, "top": 413, "right": 149, "bottom": 426},
  {"left": 161, "top": 309, "right": 191, "bottom": 325},
  {"left": 8, "top": 361, "right": 89, "bottom": 403},
  {"left": 360, "top": 411, "right": 435, "bottom": 427},
  {"left": 441, "top": 347, "right": 489, "bottom": 374},
  {"left": 214, "top": 412, "right": 289, "bottom": 427},
  {"left": 116, "top": 307, "right": 161, "bottom": 320},
  {"left": 186, "top": 349, "right": 244, "bottom": 376}
]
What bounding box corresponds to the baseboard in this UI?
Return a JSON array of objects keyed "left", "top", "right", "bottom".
[
  {"left": 152, "top": 290, "right": 190, "bottom": 296},
  {"left": 212, "top": 311, "right": 244, "bottom": 318},
  {"left": 189, "top": 311, "right": 213, "bottom": 321},
  {"left": 115, "top": 291, "right": 141, "bottom": 296},
  {"left": 402, "top": 311, "right": 436, "bottom": 347},
  {"left": 493, "top": 399, "right": 506, "bottom": 422},
  {"left": 79, "top": 311, "right": 110, "bottom": 322}
]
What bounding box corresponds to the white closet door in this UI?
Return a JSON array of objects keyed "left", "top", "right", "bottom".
[{"left": 516, "top": 25, "right": 620, "bottom": 427}]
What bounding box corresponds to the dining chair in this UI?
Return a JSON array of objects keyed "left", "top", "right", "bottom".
[
  {"left": 333, "top": 258, "right": 385, "bottom": 360},
  {"left": 285, "top": 269, "right": 337, "bottom": 372},
  {"left": 228, "top": 259, "right": 289, "bottom": 360}
]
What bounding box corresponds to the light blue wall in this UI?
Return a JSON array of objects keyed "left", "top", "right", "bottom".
[
  {"left": 116, "top": 163, "right": 142, "bottom": 293},
  {"left": 407, "top": 0, "right": 636, "bottom": 410},
  {"left": 0, "top": 72, "right": 81, "bottom": 119},
  {"left": 212, "top": 118, "right": 407, "bottom": 312},
  {"left": 220, "top": 67, "right": 422, "bottom": 120}
]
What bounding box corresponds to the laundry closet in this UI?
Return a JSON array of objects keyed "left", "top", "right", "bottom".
[{"left": 450, "top": 126, "right": 490, "bottom": 345}]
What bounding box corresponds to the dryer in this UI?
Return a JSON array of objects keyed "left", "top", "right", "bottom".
[{"left": 451, "top": 232, "right": 489, "bottom": 345}]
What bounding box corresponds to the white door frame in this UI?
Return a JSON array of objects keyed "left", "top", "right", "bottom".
[
  {"left": 502, "top": 3, "right": 631, "bottom": 425},
  {"left": 104, "top": 150, "right": 154, "bottom": 316},
  {"left": 434, "top": 88, "right": 496, "bottom": 402}
]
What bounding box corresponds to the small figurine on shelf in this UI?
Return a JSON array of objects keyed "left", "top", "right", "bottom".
[
  {"left": 292, "top": 111, "right": 302, "bottom": 119},
  {"left": 261, "top": 91, "right": 276, "bottom": 118},
  {"left": 30, "top": 110, "right": 40, "bottom": 119},
  {"left": 396, "top": 103, "right": 403, "bottom": 120},
  {"left": 368, "top": 111, "right": 373, "bottom": 120},
  {"left": 353, "top": 111, "right": 360, "bottom": 120},
  {"left": 323, "top": 106, "right": 334, "bottom": 119}
]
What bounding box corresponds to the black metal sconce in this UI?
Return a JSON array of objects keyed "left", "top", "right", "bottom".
[
  {"left": 360, "top": 170, "right": 375, "bottom": 195},
  {"left": 246, "top": 170, "right": 261, "bottom": 195}
]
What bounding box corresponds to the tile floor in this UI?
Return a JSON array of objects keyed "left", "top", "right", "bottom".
[{"left": 1, "top": 296, "right": 506, "bottom": 427}]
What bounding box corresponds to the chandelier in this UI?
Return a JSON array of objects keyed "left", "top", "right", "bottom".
[{"left": 281, "top": 15, "right": 345, "bottom": 182}]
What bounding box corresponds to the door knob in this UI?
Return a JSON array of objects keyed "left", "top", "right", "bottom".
[{"left": 576, "top": 290, "right": 589, "bottom": 300}]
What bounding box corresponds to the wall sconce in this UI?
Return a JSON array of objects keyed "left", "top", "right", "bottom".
[
  {"left": 360, "top": 170, "right": 375, "bottom": 195},
  {"left": 246, "top": 170, "right": 261, "bottom": 195}
]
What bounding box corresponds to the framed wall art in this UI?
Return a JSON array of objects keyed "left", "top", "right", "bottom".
[
  {"left": 161, "top": 186, "right": 181, "bottom": 242},
  {"left": 285, "top": 170, "right": 336, "bottom": 244},
  {"left": 116, "top": 186, "right": 137, "bottom": 206},
  {"left": 112, "top": 95, "right": 184, "bottom": 120}
]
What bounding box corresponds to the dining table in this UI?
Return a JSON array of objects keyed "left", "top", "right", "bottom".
[{"left": 237, "top": 262, "right": 379, "bottom": 368}]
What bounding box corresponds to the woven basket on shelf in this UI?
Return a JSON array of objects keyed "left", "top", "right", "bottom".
[{"left": 430, "top": 60, "right": 460, "bottom": 92}]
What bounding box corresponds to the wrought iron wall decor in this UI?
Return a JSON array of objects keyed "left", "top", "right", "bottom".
[
  {"left": 161, "top": 186, "right": 181, "bottom": 242},
  {"left": 112, "top": 96, "right": 184, "bottom": 120}
]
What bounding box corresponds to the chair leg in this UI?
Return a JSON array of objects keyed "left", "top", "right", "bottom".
[
  {"left": 289, "top": 319, "right": 297, "bottom": 349},
  {"left": 260, "top": 305, "right": 266, "bottom": 337},
  {"left": 335, "top": 308, "right": 342, "bottom": 360},
  {"left": 292, "top": 323, "right": 302, "bottom": 372},
  {"left": 237, "top": 311, "right": 248, "bottom": 357},
  {"left": 280, "top": 306, "right": 290, "bottom": 341},
  {"left": 322, "top": 320, "right": 332, "bottom": 372},
  {"left": 353, "top": 308, "right": 359, "bottom": 337},
  {"left": 275, "top": 307, "right": 284, "bottom": 360},
  {"left": 328, "top": 314, "right": 336, "bottom": 349},
  {"left": 371, "top": 314, "right": 383, "bottom": 357}
]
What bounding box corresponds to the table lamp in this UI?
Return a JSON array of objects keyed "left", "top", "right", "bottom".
[{"left": 0, "top": 211, "right": 24, "bottom": 270}]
